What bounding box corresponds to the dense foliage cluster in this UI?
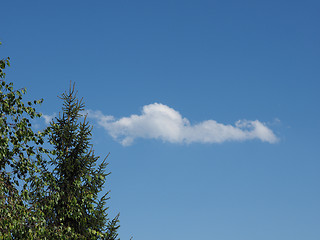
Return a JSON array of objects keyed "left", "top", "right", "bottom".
[{"left": 0, "top": 43, "right": 119, "bottom": 239}]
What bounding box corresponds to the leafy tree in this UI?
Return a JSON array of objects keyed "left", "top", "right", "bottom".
[
  {"left": 30, "top": 84, "right": 120, "bottom": 239},
  {"left": 0, "top": 42, "right": 48, "bottom": 238}
]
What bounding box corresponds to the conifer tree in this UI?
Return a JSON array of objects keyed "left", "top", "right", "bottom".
[{"left": 33, "top": 84, "right": 120, "bottom": 239}]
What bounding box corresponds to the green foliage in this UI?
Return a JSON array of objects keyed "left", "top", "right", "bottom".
[
  {"left": 0, "top": 46, "right": 48, "bottom": 238},
  {"left": 31, "top": 85, "right": 120, "bottom": 239},
  {"left": 0, "top": 45, "right": 119, "bottom": 239}
]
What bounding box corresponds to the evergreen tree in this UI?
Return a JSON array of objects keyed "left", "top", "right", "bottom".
[{"left": 32, "top": 84, "right": 120, "bottom": 239}]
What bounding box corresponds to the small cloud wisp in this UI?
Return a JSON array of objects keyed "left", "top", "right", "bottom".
[
  {"left": 42, "top": 113, "right": 56, "bottom": 125},
  {"left": 87, "top": 103, "right": 278, "bottom": 146}
]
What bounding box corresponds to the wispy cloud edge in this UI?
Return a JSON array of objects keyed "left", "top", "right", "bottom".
[{"left": 42, "top": 113, "right": 56, "bottom": 125}]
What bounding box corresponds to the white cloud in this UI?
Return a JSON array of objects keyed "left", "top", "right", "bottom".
[
  {"left": 87, "top": 103, "right": 278, "bottom": 146},
  {"left": 42, "top": 113, "right": 56, "bottom": 125}
]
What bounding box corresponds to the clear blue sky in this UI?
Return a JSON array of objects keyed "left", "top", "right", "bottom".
[{"left": 2, "top": 0, "right": 320, "bottom": 239}]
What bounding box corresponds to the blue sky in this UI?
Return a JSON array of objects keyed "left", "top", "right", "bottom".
[{"left": 1, "top": 0, "right": 320, "bottom": 239}]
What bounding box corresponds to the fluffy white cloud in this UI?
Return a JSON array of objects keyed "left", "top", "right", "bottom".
[{"left": 87, "top": 103, "right": 278, "bottom": 146}]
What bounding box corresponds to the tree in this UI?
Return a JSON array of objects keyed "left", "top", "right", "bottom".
[
  {"left": 30, "top": 84, "right": 120, "bottom": 239},
  {"left": 0, "top": 43, "right": 120, "bottom": 239},
  {"left": 0, "top": 42, "right": 48, "bottom": 238}
]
